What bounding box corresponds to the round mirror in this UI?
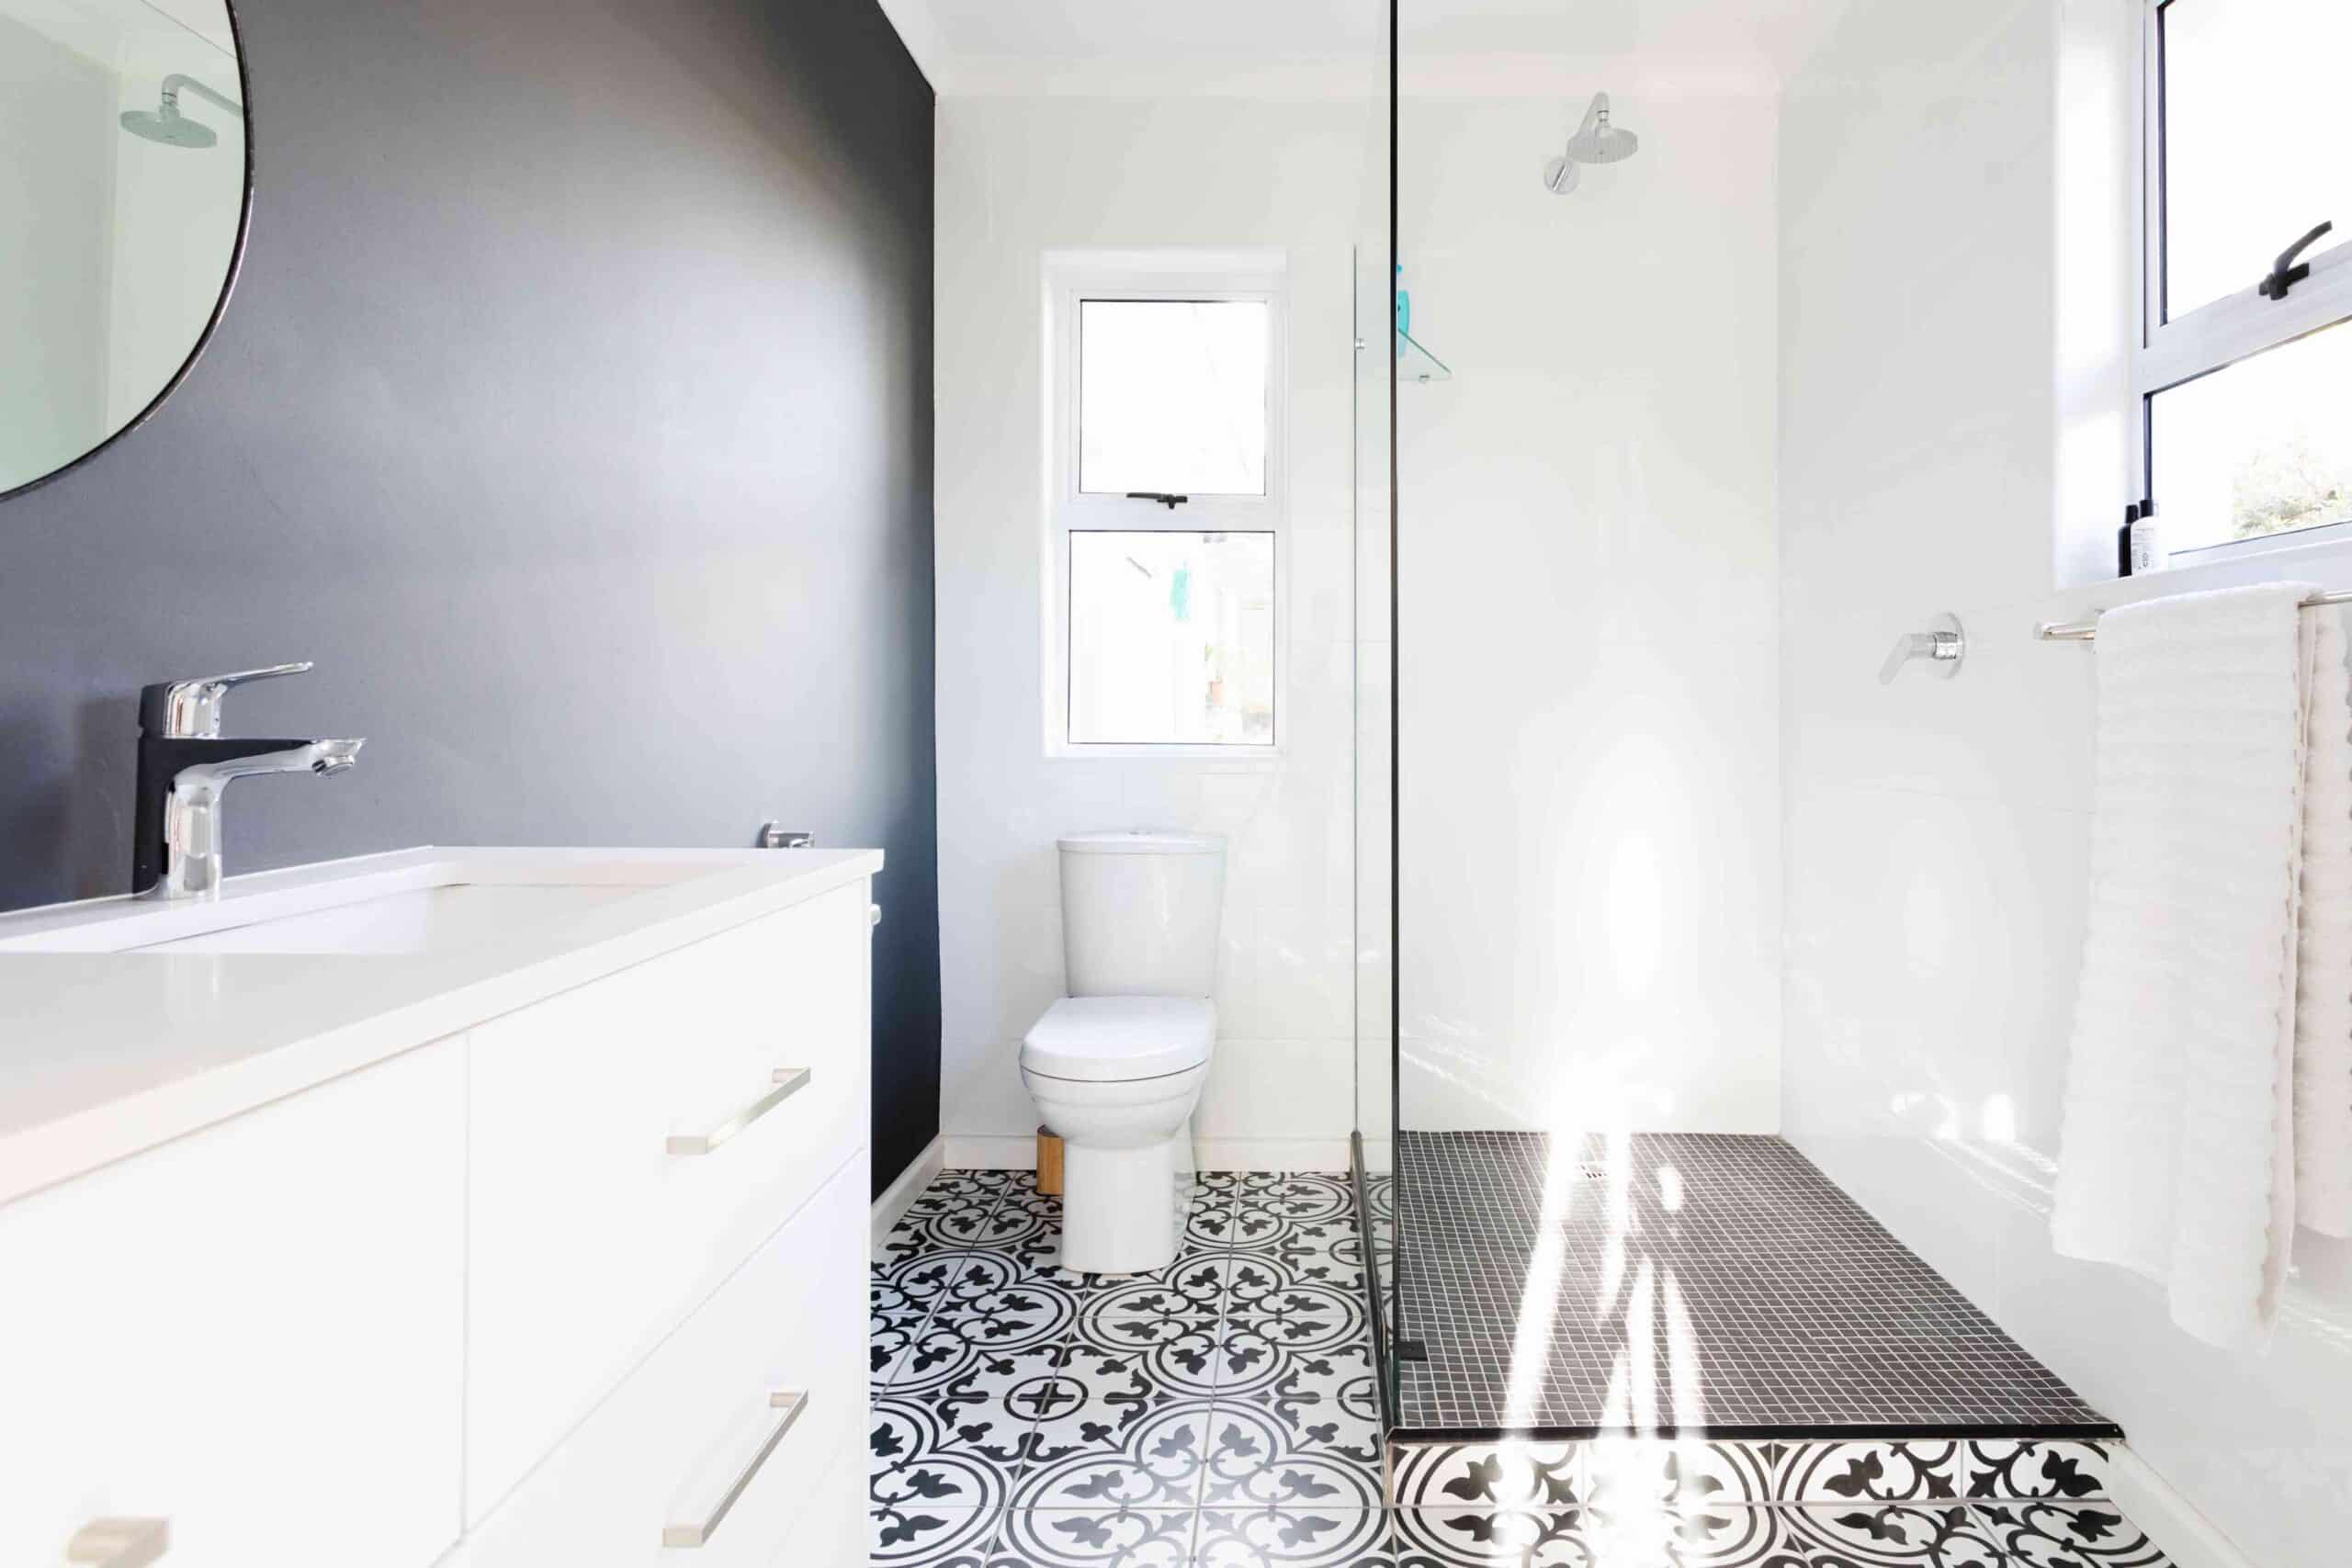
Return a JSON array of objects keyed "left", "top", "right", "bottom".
[{"left": 0, "top": 0, "right": 249, "bottom": 502}]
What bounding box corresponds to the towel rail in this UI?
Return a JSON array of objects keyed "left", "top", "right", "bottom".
[{"left": 2037, "top": 590, "right": 2352, "bottom": 642}]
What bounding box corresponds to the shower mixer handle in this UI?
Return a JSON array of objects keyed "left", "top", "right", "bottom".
[{"left": 1878, "top": 615, "right": 1966, "bottom": 684}]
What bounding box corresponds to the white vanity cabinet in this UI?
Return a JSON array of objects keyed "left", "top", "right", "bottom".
[
  {"left": 0, "top": 852, "right": 876, "bottom": 1567},
  {"left": 462, "top": 879, "right": 875, "bottom": 1525},
  {"left": 451, "top": 1156, "right": 868, "bottom": 1564},
  {"left": 0, "top": 1037, "right": 469, "bottom": 1568}
]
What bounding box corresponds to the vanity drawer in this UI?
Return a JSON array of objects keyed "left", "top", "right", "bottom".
[
  {"left": 765, "top": 1432, "right": 869, "bottom": 1568},
  {"left": 458, "top": 1151, "right": 869, "bottom": 1566},
  {"left": 465, "top": 880, "right": 872, "bottom": 1518},
  {"left": 0, "top": 1038, "right": 467, "bottom": 1568}
]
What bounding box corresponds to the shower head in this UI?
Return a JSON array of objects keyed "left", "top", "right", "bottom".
[
  {"left": 119, "top": 104, "right": 217, "bottom": 148},
  {"left": 1541, "top": 155, "right": 1582, "bottom": 196},
  {"left": 119, "top": 73, "right": 242, "bottom": 150},
  {"left": 1565, "top": 92, "right": 1639, "bottom": 164}
]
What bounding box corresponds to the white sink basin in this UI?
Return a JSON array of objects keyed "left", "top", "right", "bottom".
[
  {"left": 129, "top": 883, "right": 654, "bottom": 955},
  {"left": 0, "top": 843, "right": 886, "bottom": 1215},
  {"left": 0, "top": 847, "right": 771, "bottom": 955}
]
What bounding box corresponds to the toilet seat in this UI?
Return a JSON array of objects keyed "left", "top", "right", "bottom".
[{"left": 1021, "top": 996, "right": 1216, "bottom": 1082}]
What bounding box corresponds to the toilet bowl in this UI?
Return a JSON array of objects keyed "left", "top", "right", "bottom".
[
  {"left": 1022, "top": 996, "right": 1215, "bottom": 1273},
  {"left": 1021, "top": 830, "right": 1225, "bottom": 1275}
]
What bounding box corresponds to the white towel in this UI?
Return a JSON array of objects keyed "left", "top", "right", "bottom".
[{"left": 2051, "top": 581, "right": 2348, "bottom": 1348}]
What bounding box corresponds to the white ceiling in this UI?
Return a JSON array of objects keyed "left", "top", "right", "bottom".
[{"left": 876, "top": 0, "right": 1854, "bottom": 96}]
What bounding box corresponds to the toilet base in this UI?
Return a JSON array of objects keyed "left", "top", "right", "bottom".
[{"left": 1059, "top": 1125, "right": 1191, "bottom": 1275}]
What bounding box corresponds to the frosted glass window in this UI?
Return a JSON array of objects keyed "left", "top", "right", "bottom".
[
  {"left": 2159, "top": 0, "right": 2351, "bottom": 320},
  {"left": 2153, "top": 320, "right": 2352, "bottom": 551},
  {"left": 1068, "top": 531, "right": 1275, "bottom": 746},
  {"left": 1079, "top": 300, "right": 1269, "bottom": 496}
]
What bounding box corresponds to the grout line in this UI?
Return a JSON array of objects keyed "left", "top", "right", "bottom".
[
  {"left": 876, "top": 1169, "right": 1015, "bottom": 1388},
  {"left": 898, "top": 1179, "right": 980, "bottom": 1345}
]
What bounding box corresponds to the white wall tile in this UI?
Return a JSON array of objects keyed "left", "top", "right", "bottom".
[
  {"left": 933, "top": 97, "right": 1377, "bottom": 1154},
  {"left": 1393, "top": 88, "right": 1782, "bottom": 1136},
  {"left": 1194, "top": 1037, "right": 1356, "bottom": 1142},
  {"left": 1780, "top": 6, "right": 2352, "bottom": 1562}
]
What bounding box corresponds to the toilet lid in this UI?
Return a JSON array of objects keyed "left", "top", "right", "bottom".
[
  {"left": 1057, "top": 831, "right": 1224, "bottom": 857},
  {"left": 1022, "top": 997, "right": 1216, "bottom": 1082}
]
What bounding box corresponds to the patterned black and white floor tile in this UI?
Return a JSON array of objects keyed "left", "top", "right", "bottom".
[
  {"left": 1015, "top": 1340, "right": 1217, "bottom": 1511},
  {"left": 1385, "top": 1500, "right": 2173, "bottom": 1567},
  {"left": 873, "top": 1168, "right": 1386, "bottom": 1565},
  {"left": 1389, "top": 1435, "right": 2116, "bottom": 1511},
  {"left": 870, "top": 1169, "right": 2174, "bottom": 1567}
]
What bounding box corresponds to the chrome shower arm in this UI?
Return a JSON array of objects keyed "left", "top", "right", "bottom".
[
  {"left": 1573, "top": 93, "right": 1609, "bottom": 147},
  {"left": 161, "top": 73, "right": 243, "bottom": 118}
]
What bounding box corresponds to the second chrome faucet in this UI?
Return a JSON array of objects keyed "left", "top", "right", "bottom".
[{"left": 132, "top": 662, "right": 365, "bottom": 899}]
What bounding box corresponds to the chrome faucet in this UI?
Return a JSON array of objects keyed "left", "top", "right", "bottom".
[{"left": 132, "top": 664, "right": 366, "bottom": 898}]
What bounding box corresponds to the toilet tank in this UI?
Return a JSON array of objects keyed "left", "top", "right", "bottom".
[{"left": 1058, "top": 831, "right": 1226, "bottom": 998}]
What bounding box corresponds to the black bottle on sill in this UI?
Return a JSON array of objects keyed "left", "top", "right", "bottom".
[{"left": 2119, "top": 502, "right": 2140, "bottom": 578}]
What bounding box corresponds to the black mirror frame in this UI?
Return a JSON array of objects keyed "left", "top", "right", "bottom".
[{"left": 0, "top": 0, "right": 254, "bottom": 507}]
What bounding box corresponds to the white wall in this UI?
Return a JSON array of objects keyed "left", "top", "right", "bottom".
[
  {"left": 1395, "top": 82, "right": 1782, "bottom": 1135},
  {"left": 1780, "top": 4, "right": 2352, "bottom": 1562},
  {"left": 933, "top": 96, "right": 1375, "bottom": 1172}
]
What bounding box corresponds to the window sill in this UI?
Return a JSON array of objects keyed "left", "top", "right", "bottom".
[
  {"left": 2060, "top": 523, "right": 2352, "bottom": 626},
  {"left": 2163, "top": 517, "right": 2352, "bottom": 570},
  {"left": 1045, "top": 742, "right": 1283, "bottom": 765}
]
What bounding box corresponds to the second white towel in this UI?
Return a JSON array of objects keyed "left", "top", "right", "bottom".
[{"left": 2296, "top": 606, "right": 2352, "bottom": 1238}]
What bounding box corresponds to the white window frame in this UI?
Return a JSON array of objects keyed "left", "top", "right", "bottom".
[
  {"left": 2133, "top": 0, "right": 2352, "bottom": 563},
  {"left": 1042, "top": 250, "right": 1289, "bottom": 759}
]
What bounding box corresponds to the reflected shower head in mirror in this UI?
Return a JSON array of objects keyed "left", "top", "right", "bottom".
[
  {"left": 1565, "top": 92, "right": 1638, "bottom": 164},
  {"left": 120, "top": 74, "right": 243, "bottom": 149}
]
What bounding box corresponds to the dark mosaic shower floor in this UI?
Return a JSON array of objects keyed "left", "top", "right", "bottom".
[{"left": 1391, "top": 1131, "right": 2118, "bottom": 1438}]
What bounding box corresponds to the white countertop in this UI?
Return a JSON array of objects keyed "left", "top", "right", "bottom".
[{"left": 0, "top": 846, "right": 883, "bottom": 1208}]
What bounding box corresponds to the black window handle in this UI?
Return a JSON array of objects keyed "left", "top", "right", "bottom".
[
  {"left": 1125, "top": 491, "right": 1189, "bottom": 510},
  {"left": 2258, "top": 220, "right": 2334, "bottom": 301}
]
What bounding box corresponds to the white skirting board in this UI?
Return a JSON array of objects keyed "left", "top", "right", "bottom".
[
  {"left": 2104, "top": 1446, "right": 2256, "bottom": 1568},
  {"left": 870, "top": 1134, "right": 946, "bottom": 1247},
  {"left": 940, "top": 1134, "right": 1351, "bottom": 1174}
]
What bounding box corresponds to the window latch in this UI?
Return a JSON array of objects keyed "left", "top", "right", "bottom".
[
  {"left": 1125, "top": 491, "right": 1189, "bottom": 510},
  {"left": 2258, "top": 220, "right": 2334, "bottom": 302}
]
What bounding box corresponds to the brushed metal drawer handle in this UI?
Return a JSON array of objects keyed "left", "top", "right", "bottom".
[
  {"left": 68, "top": 1519, "right": 168, "bottom": 1568},
  {"left": 666, "top": 1068, "right": 811, "bottom": 1156},
  {"left": 662, "top": 1390, "right": 808, "bottom": 1548}
]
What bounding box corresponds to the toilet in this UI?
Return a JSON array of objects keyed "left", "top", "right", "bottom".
[{"left": 1021, "top": 830, "right": 1225, "bottom": 1275}]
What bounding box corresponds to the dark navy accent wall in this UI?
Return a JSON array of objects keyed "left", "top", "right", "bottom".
[{"left": 0, "top": 0, "right": 941, "bottom": 1197}]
